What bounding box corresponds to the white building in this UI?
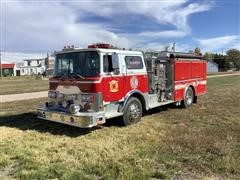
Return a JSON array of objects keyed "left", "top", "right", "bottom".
[
  {"left": 20, "top": 54, "right": 54, "bottom": 76},
  {"left": 20, "top": 58, "right": 46, "bottom": 75}
]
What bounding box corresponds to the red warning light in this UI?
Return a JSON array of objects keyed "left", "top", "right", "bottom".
[{"left": 88, "top": 43, "right": 113, "bottom": 49}]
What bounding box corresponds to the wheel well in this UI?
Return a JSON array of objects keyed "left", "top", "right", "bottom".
[
  {"left": 129, "top": 93, "right": 146, "bottom": 111},
  {"left": 188, "top": 85, "right": 195, "bottom": 95}
]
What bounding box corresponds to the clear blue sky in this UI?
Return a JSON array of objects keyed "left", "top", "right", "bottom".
[
  {"left": 1, "top": 0, "right": 240, "bottom": 62},
  {"left": 189, "top": 0, "right": 239, "bottom": 37}
]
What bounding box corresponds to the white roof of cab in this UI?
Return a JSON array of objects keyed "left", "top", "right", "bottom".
[
  {"left": 96, "top": 48, "right": 142, "bottom": 55},
  {"left": 56, "top": 48, "right": 143, "bottom": 55}
]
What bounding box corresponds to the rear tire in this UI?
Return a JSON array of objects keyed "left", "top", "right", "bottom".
[
  {"left": 123, "top": 97, "right": 142, "bottom": 126},
  {"left": 182, "top": 87, "right": 194, "bottom": 108}
]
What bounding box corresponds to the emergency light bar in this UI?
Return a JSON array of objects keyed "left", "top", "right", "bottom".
[
  {"left": 88, "top": 43, "right": 113, "bottom": 49},
  {"left": 62, "top": 45, "right": 75, "bottom": 51}
]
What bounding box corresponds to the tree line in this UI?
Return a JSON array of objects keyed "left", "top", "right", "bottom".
[{"left": 192, "top": 47, "right": 240, "bottom": 71}]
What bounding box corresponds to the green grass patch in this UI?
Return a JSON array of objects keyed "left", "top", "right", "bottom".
[
  {"left": 207, "top": 75, "right": 240, "bottom": 87},
  {"left": 0, "top": 76, "right": 49, "bottom": 95},
  {"left": 0, "top": 75, "right": 239, "bottom": 179}
]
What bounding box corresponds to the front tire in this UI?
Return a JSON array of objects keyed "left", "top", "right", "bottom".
[
  {"left": 123, "top": 97, "right": 142, "bottom": 126},
  {"left": 182, "top": 87, "right": 194, "bottom": 108}
]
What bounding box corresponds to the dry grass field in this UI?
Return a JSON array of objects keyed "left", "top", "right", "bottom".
[
  {"left": 0, "top": 75, "right": 239, "bottom": 179},
  {"left": 0, "top": 76, "right": 49, "bottom": 95}
]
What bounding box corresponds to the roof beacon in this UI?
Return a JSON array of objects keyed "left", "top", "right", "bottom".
[{"left": 88, "top": 43, "right": 113, "bottom": 49}]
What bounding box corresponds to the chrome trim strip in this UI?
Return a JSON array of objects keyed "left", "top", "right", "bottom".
[{"left": 174, "top": 77, "right": 206, "bottom": 83}]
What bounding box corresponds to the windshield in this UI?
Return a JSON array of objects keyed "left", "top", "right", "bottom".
[{"left": 54, "top": 51, "right": 100, "bottom": 77}]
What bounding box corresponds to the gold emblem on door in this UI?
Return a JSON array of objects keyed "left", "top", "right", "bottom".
[{"left": 109, "top": 80, "right": 119, "bottom": 92}]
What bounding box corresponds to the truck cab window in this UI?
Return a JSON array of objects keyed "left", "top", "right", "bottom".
[
  {"left": 103, "top": 55, "right": 114, "bottom": 72},
  {"left": 55, "top": 51, "right": 100, "bottom": 77},
  {"left": 125, "top": 56, "right": 143, "bottom": 69}
]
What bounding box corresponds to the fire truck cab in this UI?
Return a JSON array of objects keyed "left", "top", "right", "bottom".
[{"left": 37, "top": 43, "right": 206, "bottom": 128}]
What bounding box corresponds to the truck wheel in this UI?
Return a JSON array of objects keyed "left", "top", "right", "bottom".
[
  {"left": 182, "top": 87, "right": 194, "bottom": 108},
  {"left": 123, "top": 97, "right": 142, "bottom": 126}
]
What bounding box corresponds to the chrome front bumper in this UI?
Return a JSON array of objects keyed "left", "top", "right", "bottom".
[{"left": 37, "top": 108, "right": 105, "bottom": 128}]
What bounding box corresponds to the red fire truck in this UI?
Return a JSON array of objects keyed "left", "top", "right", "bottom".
[{"left": 37, "top": 43, "right": 207, "bottom": 128}]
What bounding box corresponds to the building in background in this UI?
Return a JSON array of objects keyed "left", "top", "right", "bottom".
[
  {"left": 15, "top": 62, "right": 24, "bottom": 76},
  {"left": 20, "top": 58, "right": 46, "bottom": 75},
  {"left": 45, "top": 53, "right": 55, "bottom": 76},
  {"left": 207, "top": 61, "right": 219, "bottom": 73},
  {"left": 0, "top": 62, "right": 16, "bottom": 76},
  {"left": 20, "top": 54, "right": 54, "bottom": 76}
]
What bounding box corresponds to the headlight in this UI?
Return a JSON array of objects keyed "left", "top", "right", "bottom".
[
  {"left": 81, "top": 94, "right": 94, "bottom": 103},
  {"left": 69, "top": 104, "right": 80, "bottom": 114},
  {"left": 48, "top": 91, "right": 57, "bottom": 98}
]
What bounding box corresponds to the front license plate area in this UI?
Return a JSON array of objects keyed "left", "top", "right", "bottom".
[{"left": 44, "top": 111, "right": 90, "bottom": 126}]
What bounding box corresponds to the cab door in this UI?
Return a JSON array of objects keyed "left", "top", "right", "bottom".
[
  {"left": 102, "top": 53, "right": 125, "bottom": 102},
  {"left": 123, "top": 54, "right": 148, "bottom": 96}
]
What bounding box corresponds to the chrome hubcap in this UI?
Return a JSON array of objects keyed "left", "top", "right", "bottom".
[
  {"left": 186, "top": 90, "right": 193, "bottom": 105},
  {"left": 128, "top": 103, "right": 141, "bottom": 122}
]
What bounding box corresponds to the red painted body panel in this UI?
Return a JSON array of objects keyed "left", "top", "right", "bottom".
[
  {"left": 123, "top": 74, "right": 149, "bottom": 95},
  {"left": 102, "top": 76, "right": 125, "bottom": 102},
  {"left": 174, "top": 61, "right": 191, "bottom": 81},
  {"left": 49, "top": 77, "right": 103, "bottom": 93},
  {"left": 101, "top": 74, "right": 148, "bottom": 102},
  {"left": 174, "top": 60, "right": 207, "bottom": 101},
  {"left": 174, "top": 85, "right": 184, "bottom": 101},
  {"left": 49, "top": 74, "right": 149, "bottom": 103},
  {"left": 191, "top": 61, "right": 204, "bottom": 78}
]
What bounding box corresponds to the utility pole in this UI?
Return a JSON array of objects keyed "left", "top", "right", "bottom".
[{"left": 172, "top": 42, "right": 176, "bottom": 52}]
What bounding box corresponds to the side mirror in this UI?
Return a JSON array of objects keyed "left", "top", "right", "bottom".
[{"left": 112, "top": 53, "right": 120, "bottom": 75}]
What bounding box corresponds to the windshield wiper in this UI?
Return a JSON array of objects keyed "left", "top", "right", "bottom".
[
  {"left": 53, "top": 73, "right": 66, "bottom": 78},
  {"left": 71, "top": 72, "right": 86, "bottom": 79}
]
